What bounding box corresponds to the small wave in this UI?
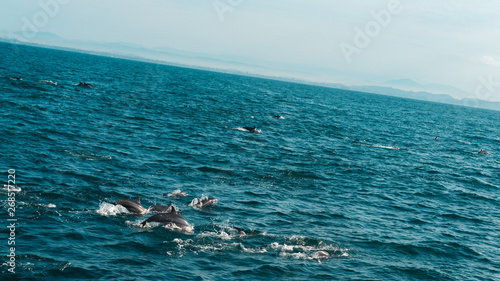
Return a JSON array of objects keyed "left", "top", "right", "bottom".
[
  {"left": 39, "top": 80, "right": 58, "bottom": 86},
  {"left": 173, "top": 238, "right": 263, "bottom": 255},
  {"left": 197, "top": 166, "right": 237, "bottom": 176},
  {"left": 170, "top": 238, "right": 347, "bottom": 261},
  {"left": 439, "top": 213, "right": 484, "bottom": 223},
  {"left": 65, "top": 150, "right": 113, "bottom": 161},
  {"left": 455, "top": 190, "right": 497, "bottom": 202},
  {"left": 372, "top": 144, "right": 401, "bottom": 150}
]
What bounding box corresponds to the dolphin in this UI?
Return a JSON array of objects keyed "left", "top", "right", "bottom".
[
  {"left": 190, "top": 197, "right": 218, "bottom": 208},
  {"left": 478, "top": 149, "right": 489, "bottom": 155},
  {"left": 78, "top": 82, "right": 93, "bottom": 88},
  {"left": 233, "top": 226, "right": 246, "bottom": 236},
  {"left": 114, "top": 195, "right": 147, "bottom": 214},
  {"left": 314, "top": 250, "right": 330, "bottom": 263},
  {"left": 141, "top": 206, "right": 190, "bottom": 228},
  {"left": 315, "top": 251, "right": 330, "bottom": 258},
  {"left": 243, "top": 126, "right": 258, "bottom": 133},
  {"left": 149, "top": 201, "right": 173, "bottom": 213}
]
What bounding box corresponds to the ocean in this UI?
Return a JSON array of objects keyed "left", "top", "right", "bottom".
[{"left": 1, "top": 42, "right": 499, "bottom": 280}]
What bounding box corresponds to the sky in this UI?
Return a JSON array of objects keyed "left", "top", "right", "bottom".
[{"left": 1, "top": 0, "right": 500, "bottom": 101}]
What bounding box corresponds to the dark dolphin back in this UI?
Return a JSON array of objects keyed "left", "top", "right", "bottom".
[
  {"left": 149, "top": 201, "right": 173, "bottom": 213},
  {"left": 114, "top": 196, "right": 146, "bottom": 214},
  {"left": 141, "top": 206, "right": 190, "bottom": 228}
]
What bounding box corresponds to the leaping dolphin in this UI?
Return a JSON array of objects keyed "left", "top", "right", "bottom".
[
  {"left": 113, "top": 195, "right": 147, "bottom": 214},
  {"left": 141, "top": 206, "right": 190, "bottom": 228}
]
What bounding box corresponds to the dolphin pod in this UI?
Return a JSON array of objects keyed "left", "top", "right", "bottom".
[
  {"left": 108, "top": 194, "right": 332, "bottom": 259},
  {"left": 112, "top": 194, "right": 219, "bottom": 231}
]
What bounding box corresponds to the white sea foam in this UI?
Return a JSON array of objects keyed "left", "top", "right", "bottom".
[
  {"left": 165, "top": 223, "right": 194, "bottom": 234},
  {"left": 39, "top": 80, "right": 58, "bottom": 86},
  {"left": 97, "top": 202, "right": 128, "bottom": 216},
  {"left": 166, "top": 189, "right": 189, "bottom": 197},
  {"left": 197, "top": 230, "right": 232, "bottom": 240},
  {"left": 266, "top": 240, "right": 347, "bottom": 261},
  {"left": 373, "top": 144, "right": 400, "bottom": 150},
  {"left": 168, "top": 229, "right": 347, "bottom": 261}
]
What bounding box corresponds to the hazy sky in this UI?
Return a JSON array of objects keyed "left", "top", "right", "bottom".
[{"left": 1, "top": 0, "right": 500, "bottom": 101}]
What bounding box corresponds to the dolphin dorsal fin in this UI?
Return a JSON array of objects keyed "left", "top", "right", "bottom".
[
  {"left": 168, "top": 201, "right": 172, "bottom": 207},
  {"left": 171, "top": 206, "right": 176, "bottom": 214},
  {"left": 135, "top": 195, "right": 140, "bottom": 203}
]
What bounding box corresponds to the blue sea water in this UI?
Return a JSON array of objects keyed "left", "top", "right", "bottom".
[{"left": 0, "top": 42, "right": 499, "bottom": 280}]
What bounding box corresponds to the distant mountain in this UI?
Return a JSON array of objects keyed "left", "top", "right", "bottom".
[
  {"left": 339, "top": 84, "right": 500, "bottom": 111},
  {"left": 0, "top": 31, "right": 258, "bottom": 71},
  {"left": 384, "top": 79, "right": 470, "bottom": 99},
  {"left": 0, "top": 30, "right": 499, "bottom": 112}
]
